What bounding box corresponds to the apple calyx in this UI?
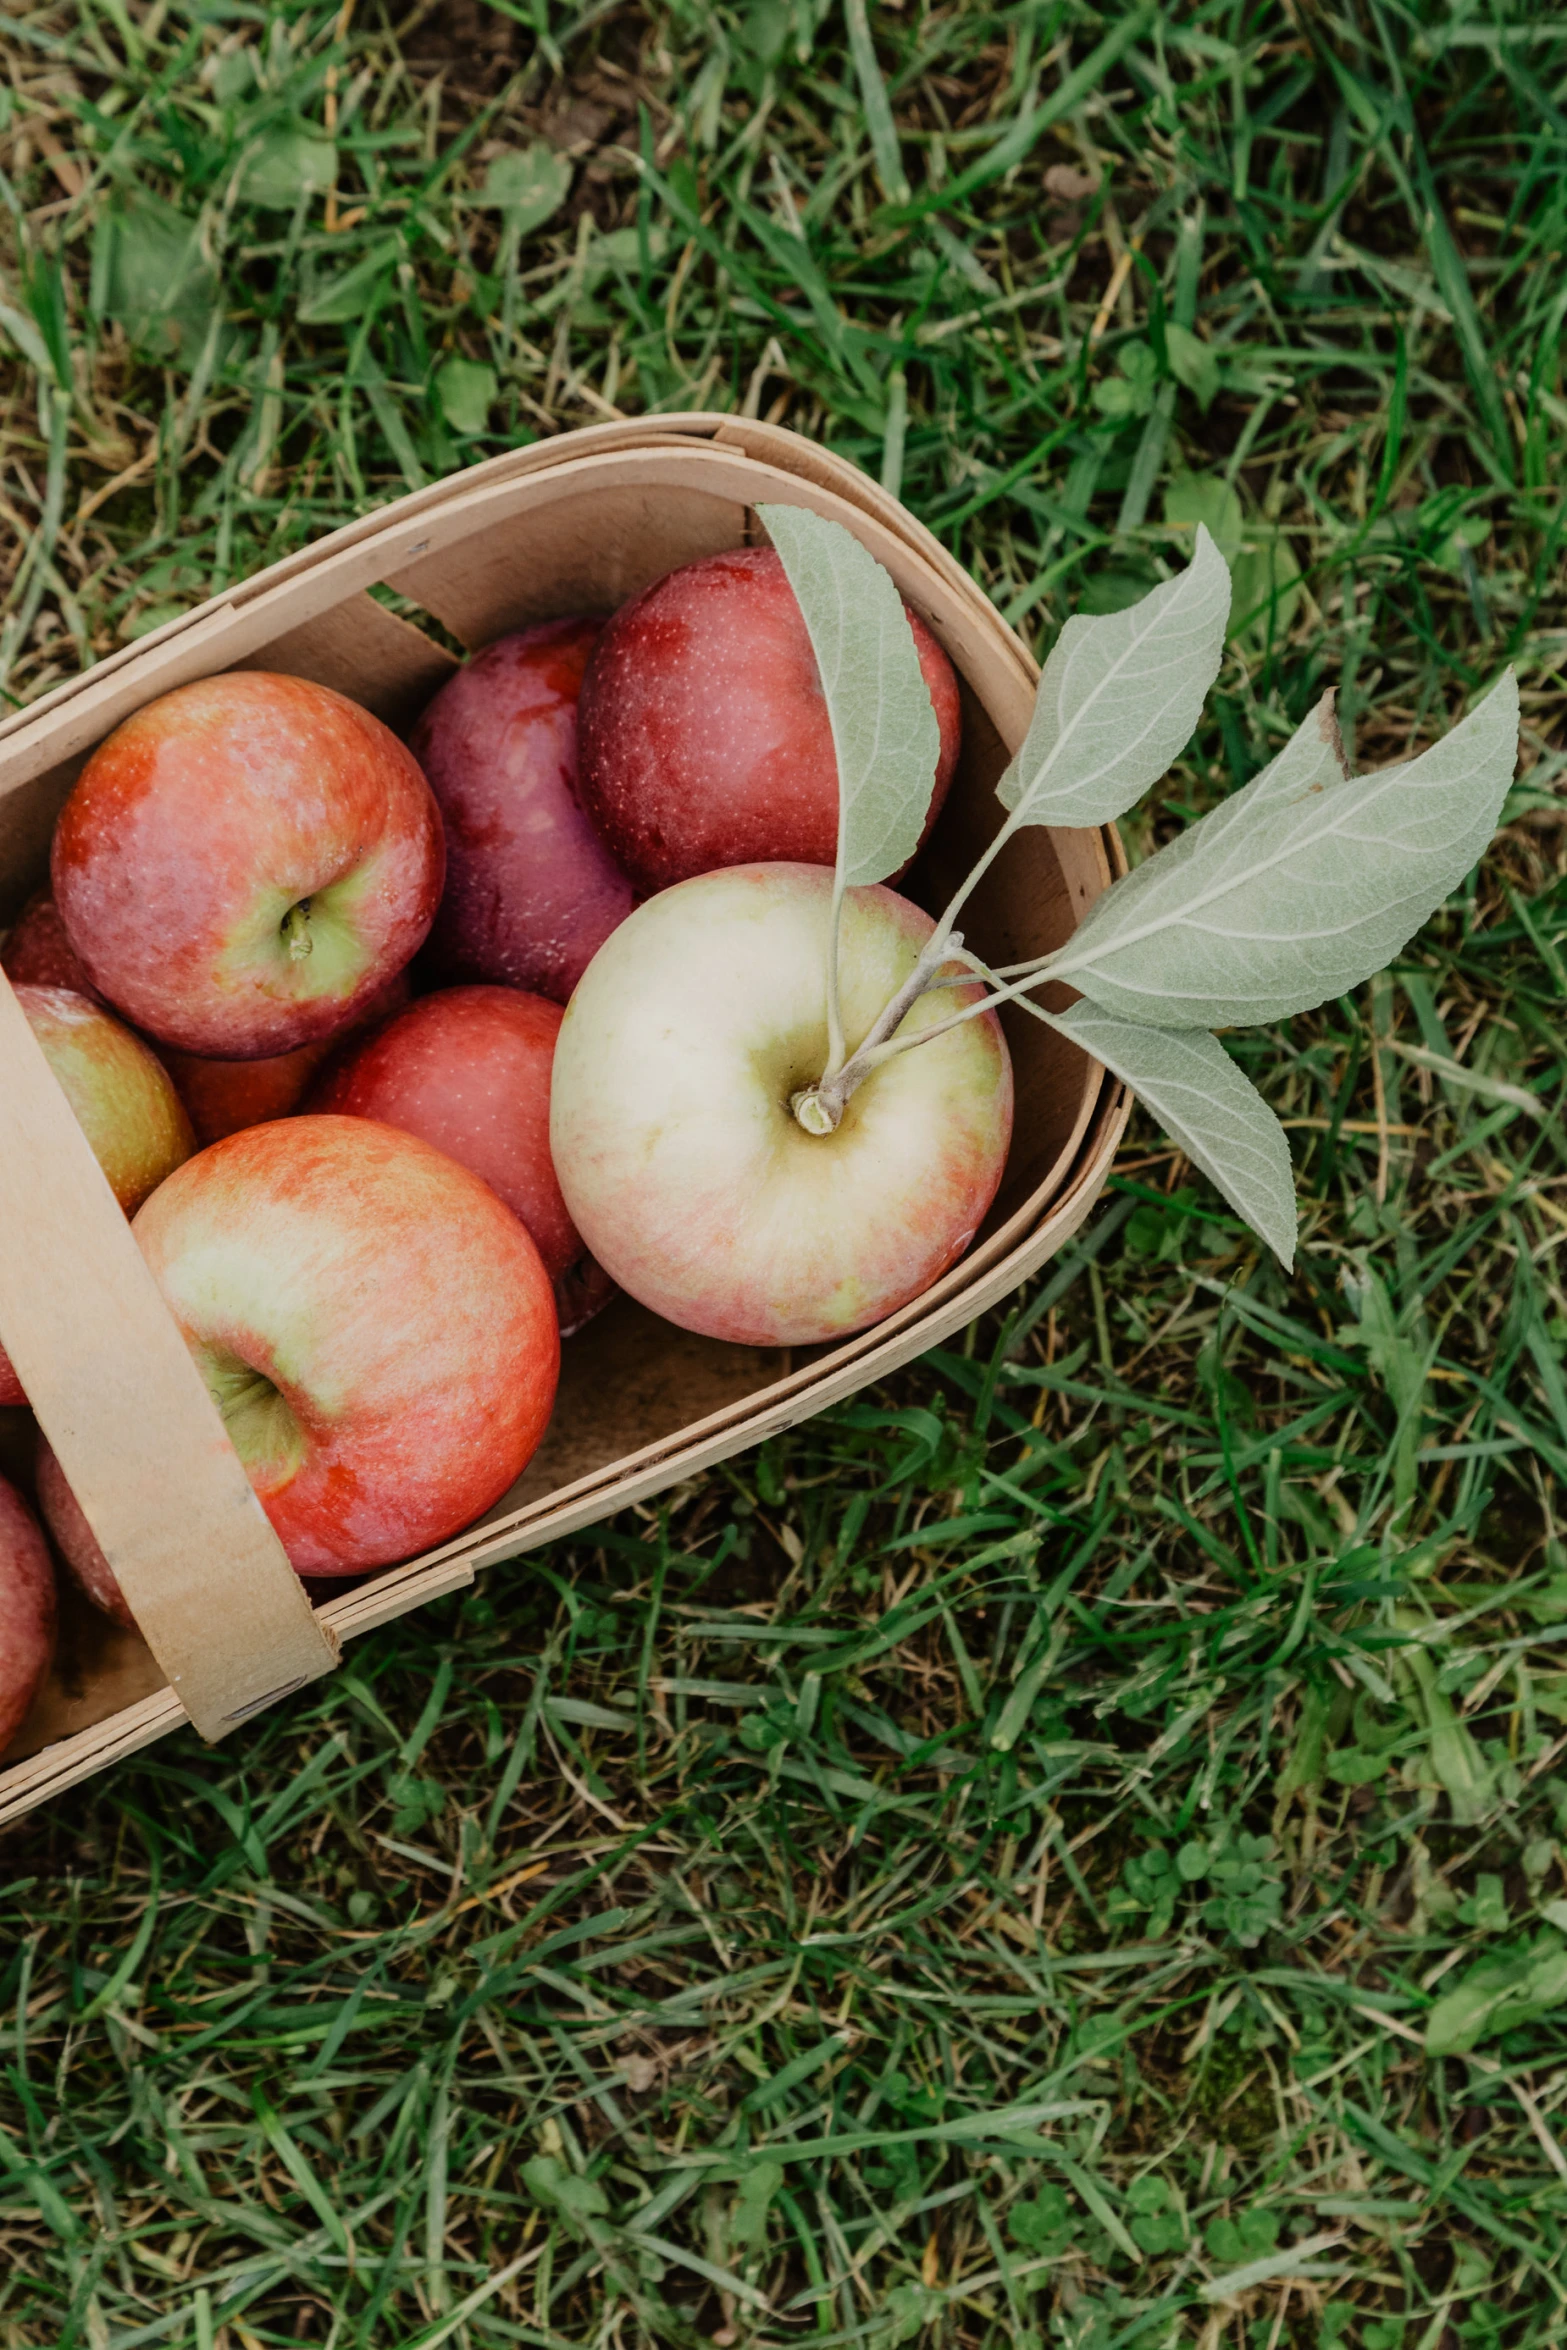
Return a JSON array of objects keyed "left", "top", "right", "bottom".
[{"left": 282, "top": 901, "right": 314, "bottom": 961}]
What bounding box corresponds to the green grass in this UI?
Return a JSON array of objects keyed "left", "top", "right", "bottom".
[{"left": 3, "top": 1, "right": 1567, "bottom": 2344}]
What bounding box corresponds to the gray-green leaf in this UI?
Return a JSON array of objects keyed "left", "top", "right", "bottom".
[
  {"left": 758, "top": 502, "right": 940, "bottom": 888},
  {"left": 435, "top": 356, "right": 497, "bottom": 436},
  {"left": 481, "top": 144, "right": 573, "bottom": 237},
  {"left": 1425, "top": 1933, "right": 1567, "bottom": 2056},
  {"left": 240, "top": 129, "right": 337, "bottom": 210},
  {"left": 1054, "top": 672, "right": 1518, "bottom": 1026},
  {"left": 997, "top": 524, "right": 1230, "bottom": 829},
  {"left": 90, "top": 193, "right": 219, "bottom": 363},
  {"left": 1043, "top": 1003, "right": 1297, "bottom": 1269}
]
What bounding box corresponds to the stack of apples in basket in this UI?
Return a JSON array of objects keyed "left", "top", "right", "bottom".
[
  {"left": 0, "top": 530, "right": 999, "bottom": 1745},
  {"left": 4, "top": 487, "right": 1518, "bottom": 1751}
]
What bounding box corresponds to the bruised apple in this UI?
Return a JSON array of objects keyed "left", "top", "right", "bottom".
[
  {"left": 550, "top": 865, "right": 1012, "bottom": 1347},
  {"left": 53, "top": 672, "right": 443, "bottom": 1058},
  {"left": 310, "top": 985, "right": 614, "bottom": 1333},
  {"left": 41, "top": 1117, "right": 559, "bottom": 1606},
  {"left": 160, "top": 969, "right": 412, "bottom": 1146},
  {"left": 0, "top": 1474, "right": 55, "bottom": 1752},
  {"left": 576, "top": 548, "right": 962, "bottom": 894},
  {"left": 0, "top": 986, "right": 194, "bottom": 1406},
  {"left": 413, "top": 620, "right": 635, "bottom": 1003}
]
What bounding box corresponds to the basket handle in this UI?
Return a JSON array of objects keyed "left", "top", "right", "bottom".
[{"left": 0, "top": 971, "right": 339, "bottom": 1739}]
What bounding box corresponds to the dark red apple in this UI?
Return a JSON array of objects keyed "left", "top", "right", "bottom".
[
  {"left": 160, "top": 969, "right": 413, "bottom": 1147},
  {"left": 53, "top": 672, "right": 444, "bottom": 1058},
  {"left": 310, "top": 984, "right": 613, "bottom": 1333},
  {"left": 413, "top": 620, "right": 635, "bottom": 1003},
  {"left": 0, "top": 1473, "right": 55, "bottom": 1751},
  {"left": 2, "top": 890, "right": 98, "bottom": 995},
  {"left": 575, "top": 546, "right": 963, "bottom": 895}
]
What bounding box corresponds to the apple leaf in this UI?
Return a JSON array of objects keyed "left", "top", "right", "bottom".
[
  {"left": 1052, "top": 669, "right": 1519, "bottom": 1027},
  {"left": 995, "top": 524, "right": 1231, "bottom": 830},
  {"left": 757, "top": 502, "right": 940, "bottom": 889},
  {"left": 1040, "top": 1003, "right": 1297, "bottom": 1269}
]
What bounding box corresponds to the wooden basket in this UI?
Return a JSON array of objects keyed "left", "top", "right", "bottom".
[{"left": 0, "top": 415, "right": 1129, "bottom": 1827}]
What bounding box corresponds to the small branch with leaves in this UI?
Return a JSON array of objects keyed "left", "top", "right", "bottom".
[{"left": 758, "top": 501, "right": 1521, "bottom": 1274}]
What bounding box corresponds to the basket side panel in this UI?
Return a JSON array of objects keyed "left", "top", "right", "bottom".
[
  {"left": 0, "top": 756, "right": 80, "bottom": 925},
  {"left": 233, "top": 592, "right": 460, "bottom": 727},
  {"left": 383, "top": 486, "right": 752, "bottom": 649}
]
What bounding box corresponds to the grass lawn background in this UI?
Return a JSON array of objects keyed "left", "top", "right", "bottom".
[{"left": 2, "top": 1, "right": 1566, "bottom": 2344}]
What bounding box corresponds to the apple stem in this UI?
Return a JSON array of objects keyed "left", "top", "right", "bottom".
[
  {"left": 791, "top": 1087, "right": 839, "bottom": 1135},
  {"left": 928, "top": 798, "right": 1028, "bottom": 947},
  {"left": 793, "top": 940, "right": 1067, "bottom": 1133},
  {"left": 821, "top": 876, "right": 849, "bottom": 1081},
  {"left": 282, "top": 901, "right": 313, "bottom": 961},
  {"left": 793, "top": 925, "right": 974, "bottom": 1134},
  {"left": 856, "top": 950, "right": 1068, "bottom": 1065}
]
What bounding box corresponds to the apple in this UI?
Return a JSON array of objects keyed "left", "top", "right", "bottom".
[
  {"left": 36, "top": 1117, "right": 560, "bottom": 1608},
  {"left": 575, "top": 547, "right": 963, "bottom": 895},
  {"left": 412, "top": 620, "right": 636, "bottom": 1002},
  {"left": 35, "top": 1441, "right": 133, "bottom": 1631},
  {"left": 0, "top": 985, "right": 195, "bottom": 1407},
  {"left": 52, "top": 671, "right": 444, "bottom": 1058},
  {"left": 310, "top": 984, "right": 614, "bottom": 1333},
  {"left": 550, "top": 864, "right": 1012, "bottom": 1347},
  {"left": 2, "top": 889, "right": 98, "bottom": 994},
  {"left": 0, "top": 1474, "right": 55, "bottom": 1752},
  {"left": 159, "top": 969, "right": 413, "bottom": 1147}
]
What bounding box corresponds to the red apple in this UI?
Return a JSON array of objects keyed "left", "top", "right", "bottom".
[
  {"left": 550, "top": 864, "right": 1012, "bottom": 1347},
  {"left": 0, "top": 1474, "right": 55, "bottom": 1752},
  {"left": 53, "top": 672, "right": 444, "bottom": 1058},
  {"left": 412, "top": 620, "right": 635, "bottom": 1003},
  {"left": 310, "top": 984, "right": 613, "bottom": 1333},
  {"left": 575, "top": 547, "right": 962, "bottom": 894},
  {"left": 36, "top": 1116, "right": 558, "bottom": 1600},
  {"left": 160, "top": 969, "right": 413, "bottom": 1147},
  {"left": 2, "top": 889, "right": 98, "bottom": 994},
  {"left": 36, "top": 1441, "right": 133, "bottom": 1631},
  {"left": 0, "top": 985, "right": 195, "bottom": 1406}
]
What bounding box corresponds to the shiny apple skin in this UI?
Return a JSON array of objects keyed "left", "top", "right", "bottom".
[
  {"left": 575, "top": 548, "right": 963, "bottom": 895},
  {"left": 0, "top": 1473, "right": 55, "bottom": 1752},
  {"left": 310, "top": 984, "right": 614, "bottom": 1335},
  {"left": 1, "top": 890, "right": 98, "bottom": 994},
  {"left": 53, "top": 672, "right": 444, "bottom": 1058},
  {"left": 413, "top": 621, "right": 635, "bottom": 1004},
  {"left": 550, "top": 864, "right": 1012, "bottom": 1348},
  {"left": 0, "top": 985, "right": 196, "bottom": 1407},
  {"left": 160, "top": 969, "right": 413, "bottom": 1147},
  {"left": 45, "top": 1117, "right": 560, "bottom": 1603}
]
